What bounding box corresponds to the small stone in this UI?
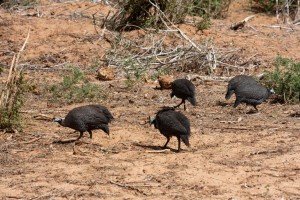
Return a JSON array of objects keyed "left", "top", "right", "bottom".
[
  {"left": 97, "top": 66, "right": 115, "bottom": 81},
  {"left": 158, "top": 75, "right": 174, "bottom": 89}
]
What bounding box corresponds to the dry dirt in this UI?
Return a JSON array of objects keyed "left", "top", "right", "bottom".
[{"left": 1, "top": 0, "right": 300, "bottom": 199}]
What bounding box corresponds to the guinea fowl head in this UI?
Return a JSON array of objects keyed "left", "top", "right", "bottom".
[
  {"left": 53, "top": 118, "right": 63, "bottom": 125},
  {"left": 149, "top": 116, "right": 155, "bottom": 126},
  {"left": 269, "top": 89, "right": 275, "bottom": 94}
]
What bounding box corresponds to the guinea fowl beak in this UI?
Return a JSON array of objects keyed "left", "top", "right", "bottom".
[{"left": 53, "top": 118, "right": 62, "bottom": 123}]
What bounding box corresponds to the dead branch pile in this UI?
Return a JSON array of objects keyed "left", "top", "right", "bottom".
[
  {"left": 100, "top": 0, "right": 260, "bottom": 80},
  {"left": 102, "top": 30, "right": 260, "bottom": 78}
]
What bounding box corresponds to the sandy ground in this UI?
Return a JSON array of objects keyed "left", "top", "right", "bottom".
[{"left": 1, "top": 0, "right": 300, "bottom": 199}]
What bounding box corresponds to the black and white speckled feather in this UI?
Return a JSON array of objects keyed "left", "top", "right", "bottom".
[
  {"left": 53, "top": 105, "right": 113, "bottom": 140},
  {"left": 233, "top": 84, "right": 274, "bottom": 111},
  {"left": 171, "top": 79, "right": 196, "bottom": 110},
  {"left": 225, "top": 75, "right": 257, "bottom": 100},
  {"left": 150, "top": 107, "right": 190, "bottom": 152}
]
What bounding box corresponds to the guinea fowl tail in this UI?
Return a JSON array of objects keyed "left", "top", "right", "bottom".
[
  {"left": 225, "top": 90, "right": 233, "bottom": 100},
  {"left": 181, "top": 135, "right": 190, "bottom": 147},
  {"left": 225, "top": 85, "right": 233, "bottom": 100},
  {"left": 188, "top": 96, "right": 197, "bottom": 106}
]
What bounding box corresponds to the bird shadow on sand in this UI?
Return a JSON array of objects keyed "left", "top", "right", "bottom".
[
  {"left": 216, "top": 101, "right": 231, "bottom": 107},
  {"left": 133, "top": 142, "right": 179, "bottom": 153},
  {"left": 245, "top": 109, "right": 259, "bottom": 114},
  {"left": 289, "top": 113, "right": 300, "bottom": 117},
  {"left": 52, "top": 139, "right": 78, "bottom": 144},
  {"left": 153, "top": 86, "right": 164, "bottom": 90}
]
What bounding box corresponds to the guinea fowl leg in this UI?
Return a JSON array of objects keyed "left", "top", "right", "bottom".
[
  {"left": 163, "top": 137, "right": 170, "bottom": 149},
  {"left": 177, "top": 136, "right": 181, "bottom": 152},
  {"left": 88, "top": 130, "right": 93, "bottom": 147},
  {"left": 88, "top": 130, "right": 93, "bottom": 139},
  {"left": 76, "top": 132, "right": 84, "bottom": 141},
  {"left": 253, "top": 105, "right": 259, "bottom": 113},
  {"left": 174, "top": 99, "right": 184, "bottom": 109},
  {"left": 233, "top": 98, "right": 241, "bottom": 108}
]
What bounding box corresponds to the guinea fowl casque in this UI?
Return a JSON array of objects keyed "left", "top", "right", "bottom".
[
  {"left": 53, "top": 105, "right": 113, "bottom": 141},
  {"left": 149, "top": 107, "right": 191, "bottom": 152},
  {"left": 170, "top": 79, "right": 196, "bottom": 111}
]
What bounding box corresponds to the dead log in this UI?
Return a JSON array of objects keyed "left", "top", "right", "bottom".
[{"left": 230, "top": 15, "right": 255, "bottom": 30}]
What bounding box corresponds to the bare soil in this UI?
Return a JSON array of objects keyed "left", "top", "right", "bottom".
[{"left": 1, "top": 0, "right": 300, "bottom": 199}]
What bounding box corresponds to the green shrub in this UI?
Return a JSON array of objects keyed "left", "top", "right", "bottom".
[
  {"left": 109, "top": 0, "right": 190, "bottom": 31},
  {"left": 123, "top": 58, "right": 147, "bottom": 89},
  {"left": 249, "top": 0, "right": 279, "bottom": 14},
  {"left": 195, "top": 16, "right": 212, "bottom": 31},
  {"left": 0, "top": 73, "right": 27, "bottom": 131},
  {"left": 262, "top": 56, "right": 300, "bottom": 103},
  {"left": 108, "top": 0, "right": 231, "bottom": 31},
  {"left": 48, "top": 66, "right": 106, "bottom": 104},
  {"left": 190, "top": 0, "right": 232, "bottom": 18},
  {"left": 249, "top": 0, "right": 298, "bottom": 17},
  {"left": 1, "top": 0, "right": 37, "bottom": 8},
  {"left": 150, "top": 67, "right": 170, "bottom": 80}
]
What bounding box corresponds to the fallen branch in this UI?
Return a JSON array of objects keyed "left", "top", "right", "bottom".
[
  {"left": 146, "top": 149, "right": 170, "bottom": 153},
  {"left": 109, "top": 180, "right": 148, "bottom": 195},
  {"left": 249, "top": 148, "right": 285, "bottom": 156},
  {"left": 262, "top": 25, "right": 295, "bottom": 30},
  {"left": 186, "top": 74, "right": 232, "bottom": 81},
  {"left": 21, "top": 136, "right": 42, "bottom": 144},
  {"left": 230, "top": 15, "right": 256, "bottom": 30}
]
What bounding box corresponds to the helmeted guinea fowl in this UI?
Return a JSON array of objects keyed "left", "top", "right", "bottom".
[
  {"left": 149, "top": 107, "right": 190, "bottom": 152},
  {"left": 234, "top": 83, "right": 275, "bottom": 112},
  {"left": 53, "top": 105, "right": 113, "bottom": 141},
  {"left": 225, "top": 75, "right": 257, "bottom": 100},
  {"left": 171, "top": 79, "right": 196, "bottom": 111}
]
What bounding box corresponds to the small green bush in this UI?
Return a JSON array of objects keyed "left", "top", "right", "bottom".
[
  {"left": 108, "top": 0, "right": 231, "bottom": 31},
  {"left": 150, "top": 67, "right": 170, "bottom": 80},
  {"left": 249, "top": 0, "right": 298, "bottom": 17},
  {"left": 190, "top": 0, "right": 232, "bottom": 18},
  {"left": 123, "top": 58, "right": 147, "bottom": 89},
  {"left": 249, "top": 0, "right": 279, "bottom": 14},
  {"left": 195, "top": 16, "right": 212, "bottom": 31},
  {"left": 0, "top": 73, "right": 27, "bottom": 130},
  {"left": 1, "top": 0, "right": 37, "bottom": 8},
  {"left": 110, "top": 0, "right": 190, "bottom": 31},
  {"left": 262, "top": 56, "right": 300, "bottom": 103},
  {"left": 48, "top": 66, "right": 106, "bottom": 104}
]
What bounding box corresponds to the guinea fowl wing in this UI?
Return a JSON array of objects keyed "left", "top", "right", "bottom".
[
  {"left": 226, "top": 75, "right": 257, "bottom": 100},
  {"left": 236, "top": 84, "right": 268, "bottom": 100},
  {"left": 173, "top": 81, "right": 194, "bottom": 98},
  {"left": 174, "top": 113, "right": 190, "bottom": 134},
  {"left": 63, "top": 110, "right": 86, "bottom": 132},
  {"left": 156, "top": 113, "right": 189, "bottom": 136},
  {"left": 88, "top": 105, "right": 113, "bottom": 120}
]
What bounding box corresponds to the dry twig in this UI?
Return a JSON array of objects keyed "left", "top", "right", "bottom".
[
  {"left": 109, "top": 180, "right": 149, "bottom": 195},
  {"left": 0, "top": 29, "right": 30, "bottom": 107}
]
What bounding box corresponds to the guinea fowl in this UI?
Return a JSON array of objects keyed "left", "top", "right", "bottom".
[
  {"left": 225, "top": 75, "right": 257, "bottom": 100},
  {"left": 149, "top": 107, "right": 190, "bottom": 152},
  {"left": 171, "top": 79, "right": 196, "bottom": 111},
  {"left": 233, "top": 83, "right": 275, "bottom": 112},
  {"left": 53, "top": 105, "right": 113, "bottom": 141}
]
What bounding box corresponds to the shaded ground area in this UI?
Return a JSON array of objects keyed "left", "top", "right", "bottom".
[{"left": 0, "top": 0, "right": 300, "bottom": 199}]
